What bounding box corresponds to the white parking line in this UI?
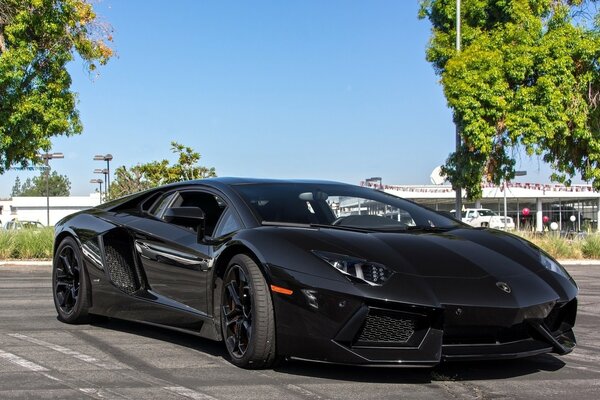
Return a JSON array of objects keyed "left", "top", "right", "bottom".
[
  {"left": 163, "top": 386, "right": 219, "bottom": 400},
  {"left": 286, "top": 384, "right": 326, "bottom": 399},
  {"left": 0, "top": 349, "right": 48, "bottom": 372},
  {"left": 79, "top": 388, "right": 122, "bottom": 398},
  {"left": 8, "top": 333, "right": 120, "bottom": 370}
]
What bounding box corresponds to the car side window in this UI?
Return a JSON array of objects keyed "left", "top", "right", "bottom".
[
  {"left": 148, "top": 193, "right": 177, "bottom": 218},
  {"left": 213, "top": 209, "right": 241, "bottom": 237},
  {"left": 161, "top": 190, "right": 227, "bottom": 236}
]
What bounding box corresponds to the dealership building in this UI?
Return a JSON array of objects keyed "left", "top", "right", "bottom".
[
  {"left": 361, "top": 180, "right": 600, "bottom": 233},
  {"left": 0, "top": 194, "right": 101, "bottom": 227}
]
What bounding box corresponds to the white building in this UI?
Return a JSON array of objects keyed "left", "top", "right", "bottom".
[
  {"left": 0, "top": 194, "right": 101, "bottom": 227},
  {"left": 361, "top": 181, "right": 600, "bottom": 233}
]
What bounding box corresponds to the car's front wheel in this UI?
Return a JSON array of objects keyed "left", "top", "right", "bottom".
[
  {"left": 220, "top": 254, "right": 277, "bottom": 369},
  {"left": 52, "top": 237, "right": 90, "bottom": 323}
]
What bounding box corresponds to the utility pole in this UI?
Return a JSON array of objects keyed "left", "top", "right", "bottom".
[{"left": 454, "top": 0, "right": 463, "bottom": 219}]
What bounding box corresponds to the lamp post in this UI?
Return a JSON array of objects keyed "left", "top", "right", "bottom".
[
  {"left": 39, "top": 152, "right": 64, "bottom": 226},
  {"left": 504, "top": 170, "right": 527, "bottom": 229},
  {"left": 90, "top": 179, "right": 103, "bottom": 202},
  {"left": 93, "top": 154, "right": 113, "bottom": 199},
  {"left": 93, "top": 168, "right": 108, "bottom": 199}
]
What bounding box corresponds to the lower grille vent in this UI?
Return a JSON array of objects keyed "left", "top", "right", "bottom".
[{"left": 357, "top": 312, "right": 416, "bottom": 344}]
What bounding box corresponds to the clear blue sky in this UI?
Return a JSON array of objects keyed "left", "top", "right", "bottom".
[{"left": 0, "top": 0, "right": 560, "bottom": 197}]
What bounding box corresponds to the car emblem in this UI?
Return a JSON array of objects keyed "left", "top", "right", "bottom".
[{"left": 496, "top": 282, "right": 511, "bottom": 293}]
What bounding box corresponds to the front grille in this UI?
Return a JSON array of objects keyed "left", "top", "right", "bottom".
[
  {"left": 356, "top": 312, "right": 416, "bottom": 344},
  {"left": 105, "top": 245, "right": 139, "bottom": 294},
  {"left": 443, "top": 324, "right": 530, "bottom": 345}
]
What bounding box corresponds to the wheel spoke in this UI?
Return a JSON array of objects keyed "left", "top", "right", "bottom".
[
  {"left": 59, "top": 254, "right": 73, "bottom": 276},
  {"left": 60, "top": 289, "right": 71, "bottom": 307},
  {"left": 235, "top": 319, "right": 243, "bottom": 352},
  {"left": 55, "top": 282, "right": 69, "bottom": 289},
  {"left": 226, "top": 335, "right": 237, "bottom": 352},
  {"left": 242, "top": 320, "right": 252, "bottom": 342},
  {"left": 226, "top": 282, "right": 242, "bottom": 308}
]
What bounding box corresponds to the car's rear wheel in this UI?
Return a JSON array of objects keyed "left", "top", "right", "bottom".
[
  {"left": 221, "top": 254, "right": 277, "bottom": 369},
  {"left": 53, "top": 237, "right": 90, "bottom": 323}
]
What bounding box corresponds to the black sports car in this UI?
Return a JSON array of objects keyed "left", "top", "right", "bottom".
[{"left": 52, "top": 178, "right": 578, "bottom": 368}]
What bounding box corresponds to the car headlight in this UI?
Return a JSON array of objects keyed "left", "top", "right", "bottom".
[
  {"left": 312, "top": 250, "right": 392, "bottom": 286},
  {"left": 540, "top": 252, "right": 573, "bottom": 282}
]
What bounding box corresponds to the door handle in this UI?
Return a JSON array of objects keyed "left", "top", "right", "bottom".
[{"left": 134, "top": 240, "right": 210, "bottom": 271}]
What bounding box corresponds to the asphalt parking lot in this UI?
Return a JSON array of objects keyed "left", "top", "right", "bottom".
[{"left": 0, "top": 263, "right": 598, "bottom": 400}]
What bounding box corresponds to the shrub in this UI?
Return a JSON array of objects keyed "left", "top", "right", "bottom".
[
  {"left": 582, "top": 234, "right": 600, "bottom": 259},
  {"left": 0, "top": 227, "right": 53, "bottom": 259}
]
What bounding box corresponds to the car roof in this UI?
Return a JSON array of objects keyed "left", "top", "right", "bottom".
[{"left": 188, "top": 177, "right": 352, "bottom": 187}]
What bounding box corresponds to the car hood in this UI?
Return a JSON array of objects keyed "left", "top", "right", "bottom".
[{"left": 313, "top": 227, "right": 541, "bottom": 279}]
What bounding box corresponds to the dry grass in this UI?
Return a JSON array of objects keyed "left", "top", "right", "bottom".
[{"left": 516, "top": 231, "right": 600, "bottom": 260}]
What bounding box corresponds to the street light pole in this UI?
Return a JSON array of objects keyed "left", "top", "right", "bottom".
[
  {"left": 94, "top": 154, "right": 113, "bottom": 199},
  {"left": 90, "top": 179, "right": 103, "bottom": 201},
  {"left": 454, "top": 0, "right": 463, "bottom": 219},
  {"left": 39, "top": 152, "right": 64, "bottom": 226},
  {"left": 93, "top": 168, "right": 108, "bottom": 199}
]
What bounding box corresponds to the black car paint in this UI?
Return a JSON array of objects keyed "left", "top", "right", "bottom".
[{"left": 53, "top": 178, "right": 578, "bottom": 366}]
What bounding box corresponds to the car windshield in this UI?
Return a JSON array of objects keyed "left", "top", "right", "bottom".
[
  {"left": 233, "top": 183, "right": 462, "bottom": 231},
  {"left": 477, "top": 210, "right": 497, "bottom": 217}
]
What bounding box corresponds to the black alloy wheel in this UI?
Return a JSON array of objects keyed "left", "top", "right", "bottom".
[
  {"left": 53, "top": 237, "right": 89, "bottom": 323},
  {"left": 221, "top": 254, "right": 277, "bottom": 368},
  {"left": 222, "top": 264, "right": 252, "bottom": 357}
]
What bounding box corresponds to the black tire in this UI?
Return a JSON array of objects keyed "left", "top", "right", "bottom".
[
  {"left": 220, "top": 254, "right": 277, "bottom": 369},
  {"left": 52, "top": 237, "right": 90, "bottom": 324}
]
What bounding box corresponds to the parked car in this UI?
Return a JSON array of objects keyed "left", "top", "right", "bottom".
[
  {"left": 459, "top": 208, "right": 515, "bottom": 230},
  {"left": 3, "top": 219, "right": 45, "bottom": 230},
  {"left": 53, "top": 178, "right": 577, "bottom": 368}
]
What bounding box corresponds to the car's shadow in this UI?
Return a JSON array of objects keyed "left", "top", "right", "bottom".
[
  {"left": 89, "top": 317, "right": 227, "bottom": 359},
  {"left": 274, "top": 354, "right": 566, "bottom": 383},
  {"left": 90, "top": 317, "right": 566, "bottom": 384}
]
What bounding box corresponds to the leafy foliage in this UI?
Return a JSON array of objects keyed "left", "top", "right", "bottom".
[
  {"left": 0, "top": 0, "right": 113, "bottom": 173},
  {"left": 109, "top": 142, "right": 217, "bottom": 199},
  {"left": 11, "top": 170, "right": 71, "bottom": 196},
  {"left": 420, "top": 0, "right": 600, "bottom": 199}
]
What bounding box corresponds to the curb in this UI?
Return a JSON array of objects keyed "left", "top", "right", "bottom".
[
  {"left": 0, "top": 260, "right": 51, "bottom": 267},
  {"left": 557, "top": 259, "right": 600, "bottom": 266}
]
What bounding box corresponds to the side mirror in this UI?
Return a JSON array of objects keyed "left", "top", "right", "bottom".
[{"left": 164, "top": 206, "right": 206, "bottom": 242}]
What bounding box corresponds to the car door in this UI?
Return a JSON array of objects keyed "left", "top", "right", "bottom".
[{"left": 126, "top": 188, "right": 228, "bottom": 316}]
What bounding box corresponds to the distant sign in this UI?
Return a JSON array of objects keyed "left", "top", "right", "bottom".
[{"left": 9, "top": 165, "right": 49, "bottom": 171}]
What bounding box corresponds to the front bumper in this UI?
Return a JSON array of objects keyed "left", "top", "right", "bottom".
[{"left": 271, "top": 276, "right": 577, "bottom": 366}]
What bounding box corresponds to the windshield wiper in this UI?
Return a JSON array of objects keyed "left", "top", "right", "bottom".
[
  {"left": 404, "top": 225, "right": 455, "bottom": 232},
  {"left": 260, "top": 221, "right": 372, "bottom": 233},
  {"left": 309, "top": 223, "right": 372, "bottom": 233}
]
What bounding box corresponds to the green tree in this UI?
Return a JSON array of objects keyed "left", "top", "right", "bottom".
[
  {"left": 0, "top": 0, "right": 113, "bottom": 173},
  {"left": 109, "top": 142, "right": 217, "bottom": 199},
  {"left": 12, "top": 170, "right": 71, "bottom": 196},
  {"left": 10, "top": 175, "right": 20, "bottom": 196},
  {"left": 420, "top": 0, "right": 600, "bottom": 199}
]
